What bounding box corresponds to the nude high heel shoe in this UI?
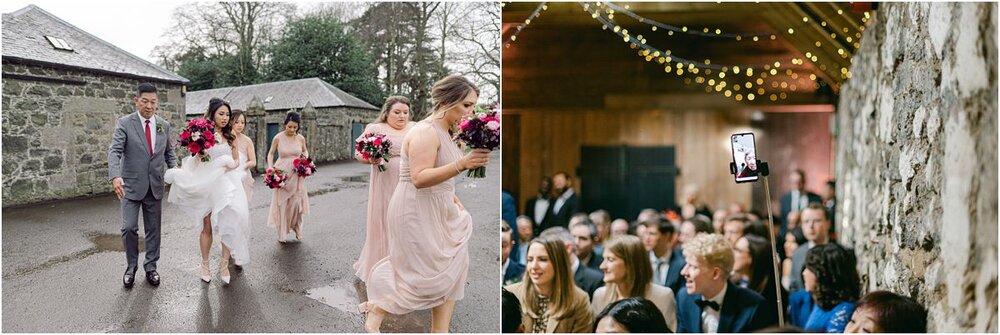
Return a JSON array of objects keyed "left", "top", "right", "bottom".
[
  {"left": 200, "top": 260, "right": 211, "bottom": 283},
  {"left": 219, "top": 257, "right": 231, "bottom": 284}
]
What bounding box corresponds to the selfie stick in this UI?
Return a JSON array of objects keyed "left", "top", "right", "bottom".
[{"left": 729, "top": 159, "right": 785, "bottom": 327}]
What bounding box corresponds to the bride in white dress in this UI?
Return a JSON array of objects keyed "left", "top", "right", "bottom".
[{"left": 164, "top": 98, "right": 250, "bottom": 284}]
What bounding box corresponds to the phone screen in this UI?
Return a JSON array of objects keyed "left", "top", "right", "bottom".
[{"left": 731, "top": 132, "right": 759, "bottom": 183}]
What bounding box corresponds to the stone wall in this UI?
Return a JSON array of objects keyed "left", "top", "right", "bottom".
[
  {"left": 2, "top": 61, "right": 185, "bottom": 207},
  {"left": 836, "top": 3, "right": 997, "bottom": 332}
]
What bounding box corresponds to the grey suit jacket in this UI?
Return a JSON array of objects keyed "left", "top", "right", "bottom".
[
  {"left": 789, "top": 242, "right": 808, "bottom": 293},
  {"left": 108, "top": 112, "right": 177, "bottom": 201}
]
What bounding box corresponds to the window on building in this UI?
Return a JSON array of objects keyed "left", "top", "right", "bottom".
[{"left": 44, "top": 35, "right": 73, "bottom": 51}]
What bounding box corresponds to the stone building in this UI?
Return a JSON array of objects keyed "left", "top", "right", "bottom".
[
  {"left": 837, "top": 3, "right": 996, "bottom": 332},
  {"left": 2, "top": 5, "right": 188, "bottom": 207},
  {"left": 184, "top": 78, "right": 379, "bottom": 170}
]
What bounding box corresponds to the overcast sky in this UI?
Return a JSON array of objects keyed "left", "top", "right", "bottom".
[{"left": 2, "top": 0, "right": 181, "bottom": 63}]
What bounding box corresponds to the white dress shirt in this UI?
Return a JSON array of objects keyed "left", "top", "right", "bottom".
[
  {"left": 702, "top": 283, "right": 728, "bottom": 333},
  {"left": 553, "top": 188, "right": 575, "bottom": 214},
  {"left": 517, "top": 242, "right": 529, "bottom": 266},
  {"left": 533, "top": 197, "right": 550, "bottom": 225},
  {"left": 650, "top": 249, "right": 672, "bottom": 285},
  {"left": 502, "top": 258, "right": 510, "bottom": 279},
  {"left": 138, "top": 111, "right": 156, "bottom": 152}
]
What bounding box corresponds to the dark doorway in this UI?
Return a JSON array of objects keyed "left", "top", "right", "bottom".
[
  {"left": 351, "top": 122, "right": 365, "bottom": 155},
  {"left": 267, "top": 123, "right": 280, "bottom": 163},
  {"left": 578, "top": 146, "right": 678, "bottom": 221}
]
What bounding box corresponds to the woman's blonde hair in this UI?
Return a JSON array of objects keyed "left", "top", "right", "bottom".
[
  {"left": 374, "top": 95, "right": 410, "bottom": 124},
  {"left": 429, "top": 75, "right": 480, "bottom": 124},
  {"left": 600, "top": 235, "right": 653, "bottom": 306},
  {"left": 521, "top": 236, "right": 578, "bottom": 319},
  {"left": 682, "top": 233, "right": 735, "bottom": 275}
]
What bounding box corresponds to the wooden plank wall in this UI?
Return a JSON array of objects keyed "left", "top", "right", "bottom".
[{"left": 504, "top": 107, "right": 755, "bottom": 220}]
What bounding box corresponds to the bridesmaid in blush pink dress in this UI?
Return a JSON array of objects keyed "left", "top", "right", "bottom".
[
  {"left": 353, "top": 96, "right": 415, "bottom": 283},
  {"left": 230, "top": 110, "right": 256, "bottom": 202},
  {"left": 266, "top": 112, "right": 309, "bottom": 243},
  {"left": 361, "top": 75, "right": 491, "bottom": 333}
]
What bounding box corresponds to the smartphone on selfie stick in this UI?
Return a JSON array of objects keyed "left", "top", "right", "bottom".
[{"left": 728, "top": 132, "right": 784, "bottom": 327}]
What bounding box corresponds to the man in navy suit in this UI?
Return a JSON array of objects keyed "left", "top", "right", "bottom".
[
  {"left": 502, "top": 221, "right": 525, "bottom": 285},
  {"left": 675, "top": 234, "right": 776, "bottom": 333},
  {"left": 643, "top": 218, "right": 686, "bottom": 294},
  {"left": 779, "top": 170, "right": 822, "bottom": 236},
  {"left": 571, "top": 219, "right": 603, "bottom": 270}
]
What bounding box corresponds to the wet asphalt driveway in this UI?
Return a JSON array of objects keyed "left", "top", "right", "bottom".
[{"left": 2, "top": 152, "right": 500, "bottom": 332}]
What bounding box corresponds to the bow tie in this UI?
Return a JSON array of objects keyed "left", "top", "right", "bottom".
[{"left": 695, "top": 299, "right": 720, "bottom": 311}]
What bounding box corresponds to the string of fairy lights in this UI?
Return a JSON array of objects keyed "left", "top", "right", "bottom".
[
  {"left": 576, "top": 2, "right": 870, "bottom": 102},
  {"left": 503, "top": 2, "right": 548, "bottom": 48}
]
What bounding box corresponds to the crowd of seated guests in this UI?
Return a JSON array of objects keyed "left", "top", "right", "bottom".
[{"left": 501, "top": 174, "right": 928, "bottom": 333}]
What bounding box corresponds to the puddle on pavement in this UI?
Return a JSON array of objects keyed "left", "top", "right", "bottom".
[
  {"left": 308, "top": 187, "right": 340, "bottom": 197},
  {"left": 342, "top": 175, "right": 367, "bottom": 183},
  {"left": 6, "top": 232, "right": 135, "bottom": 279},
  {"left": 91, "top": 232, "right": 143, "bottom": 251},
  {"left": 305, "top": 285, "right": 359, "bottom": 313},
  {"left": 306, "top": 279, "right": 430, "bottom": 332}
]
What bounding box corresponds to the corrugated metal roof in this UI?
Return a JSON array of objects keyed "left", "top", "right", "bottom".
[
  {"left": 185, "top": 78, "right": 378, "bottom": 115},
  {"left": 1, "top": 5, "right": 188, "bottom": 84}
]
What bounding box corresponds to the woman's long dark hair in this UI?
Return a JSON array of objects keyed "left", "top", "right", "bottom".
[
  {"left": 592, "top": 297, "right": 671, "bottom": 333},
  {"left": 743, "top": 234, "right": 777, "bottom": 295},
  {"left": 204, "top": 98, "right": 235, "bottom": 145},
  {"left": 804, "top": 243, "right": 861, "bottom": 310}
]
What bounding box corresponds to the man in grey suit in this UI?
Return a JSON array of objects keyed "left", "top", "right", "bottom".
[
  {"left": 788, "top": 203, "right": 833, "bottom": 293},
  {"left": 108, "top": 83, "right": 177, "bottom": 288}
]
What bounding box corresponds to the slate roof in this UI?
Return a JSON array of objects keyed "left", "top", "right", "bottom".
[
  {"left": 2, "top": 5, "right": 188, "bottom": 84},
  {"left": 185, "top": 78, "right": 378, "bottom": 115}
]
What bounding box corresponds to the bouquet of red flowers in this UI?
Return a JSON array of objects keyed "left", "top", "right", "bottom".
[
  {"left": 355, "top": 133, "right": 392, "bottom": 172},
  {"left": 454, "top": 107, "right": 500, "bottom": 178},
  {"left": 178, "top": 118, "right": 216, "bottom": 162},
  {"left": 292, "top": 155, "right": 317, "bottom": 177},
  {"left": 264, "top": 168, "right": 288, "bottom": 189}
]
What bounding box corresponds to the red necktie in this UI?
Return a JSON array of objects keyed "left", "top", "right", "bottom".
[{"left": 145, "top": 120, "right": 153, "bottom": 156}]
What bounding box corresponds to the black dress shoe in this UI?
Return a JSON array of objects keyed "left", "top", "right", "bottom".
[
  {"left": 123, "top": 272, "right": 135, "bottom": 288},
  {"left": 145, "top": 271, "right": 161, "bottom": 286}
]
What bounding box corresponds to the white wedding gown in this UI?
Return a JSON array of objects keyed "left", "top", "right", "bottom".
[{"left": 164, "top": 139, "right": 251, "bottom": 265}]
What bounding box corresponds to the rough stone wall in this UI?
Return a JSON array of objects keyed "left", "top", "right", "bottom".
[
  {"left": 2, "top": 61, "right": 185, "bottom": 207},
  {"left": 836, "top": 3, "right": 997, "bottom": 332},
  {"left": 311, "top": 106, "right": 378, "bottom": 163}
]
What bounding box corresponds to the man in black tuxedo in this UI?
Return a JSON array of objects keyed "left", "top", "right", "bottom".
[
  {"left": 540, "top": 226, "right": 603, "bottom": 298},
  {"left": 675, "top": 234, "right": 776, "bottom": 333},
  {"left": 643, "top": 218, "right": 686, "bottom": 294},
  {"left": 779, "top": 169, "right": 822, "bottom": 236},
  {"left": 543, "top": 171, "right": 580, "bottom": 232},
  {"left": 524, "top": 176, "right": 553, "bottom": 235}
]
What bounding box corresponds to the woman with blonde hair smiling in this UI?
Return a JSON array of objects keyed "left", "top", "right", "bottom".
[
  {"left": 591, "top": 235, "right": 677, "bottom": 332},
  {"left": 505, "top": 236, "right": 592, "bottom": 333}
]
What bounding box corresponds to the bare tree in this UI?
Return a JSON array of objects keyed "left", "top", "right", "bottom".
[
  {"left": 444, "top": 2, "right": 500, "bottom": 103},
  {"left": 153, "top": 2, "right": 295, "bottom": 86}
]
